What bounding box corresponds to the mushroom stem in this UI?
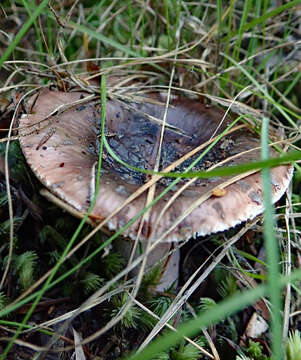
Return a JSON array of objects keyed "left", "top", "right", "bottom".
[{"left": 115, "top": 239, "right": 180, "bottom": 292}]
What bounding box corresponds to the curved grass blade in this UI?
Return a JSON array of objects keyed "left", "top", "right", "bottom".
[{"left": 261, "top": 117, "right": 282, "bottom": 359}]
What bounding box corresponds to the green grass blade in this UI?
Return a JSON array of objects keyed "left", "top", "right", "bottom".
[
  {"left": 68, "top": 22, "right": 140, "bottom": 58},
  {"left": 273, "top": 72, "right": 301, "bottom": 111},
  {"left": 21, "top": 0, "right": 43, "bottom": 56},
  {"left": 261, "top": 117, "right": 282, "bottom": 360},
  {"left": 0, "top": 320, "right": 52, "bottom": 335},
  {"left": 164, "top": 0, "right": 171, "bottom": 51},
  {"left": 232, "top": 248, "right": 267, "bottom": 267},
  {"left": 232, "top": 0, "right": 251, "bottom": 62},
  {"left": 175, "top": 0, "right": 182, "bottom": 39},
  {"left": 217, "top": 0, "right": 222, "bottom": 35},
  {"left": 127, "top": 0, "right": 134, "bottom": 50},
  {"left": 85, "top": 0, "right": 107, "bottom": 24}
]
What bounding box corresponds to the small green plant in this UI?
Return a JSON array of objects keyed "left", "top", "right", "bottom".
[
  {"left": 111, "top": 293, "right": 142, "bottom": 329},
  {"left": 150, "top": 337, "right": 207, "bottom": 360},
  {"left": 0, "top": 192, "right": 8, "bottom": 207},
  {"left": 237, "top": 340, "right": 269, "bottom": 360},
  {"left": 12, "top": 251, "right": 38, "bottom": 291},
  {"left": 39, "top": 225, "right": 68, "bottom": 248},
  {"left": 198, "top": 297, "right": 217, "bottom": 312},
  {"left": 217, "top": 275, "right": 238, "bottom": 298},
  {"left": 198, "top": 296, "right": 239, "bottom": 342},
  {"left": 48, "top": 249, "right": 61, "bottom": 265},
  {"left": 246, "top": 340, "right": 268, "bottom": 360},
  {"left": 286, "top": 330, "right": 301, "bottom": 360},
  {"left": 149, "top": 295, "right": 173, "bottom": 318},
  {"left": 139, "top": 263, "right": 165, "bottom": 298},
  {"left": 0, "top": 292, "right": 9, "bottom": 317},
  {"left": 0, "top": 217, "right": 24, "bottom": 238},
  {"left": 102, "top": 252, "right": 125, "bottom": 278},
  {"left": 80, "top": 272, "right": 103, "bottom": 295},
  {"left": 170, "top": 338, "right": 206, "bottom": 360}
]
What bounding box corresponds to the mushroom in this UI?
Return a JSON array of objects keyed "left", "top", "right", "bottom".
[{"left": 18, "top": 89, "right": 293, "bottom": 291}]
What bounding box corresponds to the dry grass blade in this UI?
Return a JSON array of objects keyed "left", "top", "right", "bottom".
[{"left": 72, "top": 327, "right": 86, "bottom": 360}]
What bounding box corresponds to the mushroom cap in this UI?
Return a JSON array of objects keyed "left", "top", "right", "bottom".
[{"left": 19, "top": 90, "right": 293, "bottom": 242}]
